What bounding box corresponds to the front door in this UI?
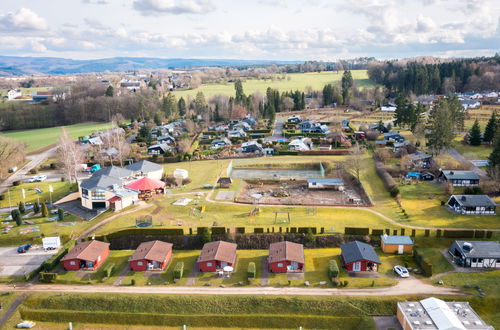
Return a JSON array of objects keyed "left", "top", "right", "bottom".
[
  {"left": 398, "top": 245, "right": 404, "bottom": 254},
  {"left": 353, "top": 262, "right": 361, "bottom": 272}
]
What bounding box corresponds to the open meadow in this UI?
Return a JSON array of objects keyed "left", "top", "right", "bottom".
[{"left": 173, "top": 70, "right": 375, "bottom": 98}]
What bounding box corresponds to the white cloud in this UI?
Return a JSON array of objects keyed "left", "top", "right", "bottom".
[
  {"left": 132, "top": 0, "right": 215, "bottom": 15},
  {"left": 0, "top": 8, "right": 48, "bottom": 32},
  {"left": 82, "top": 0, "right": 109, "bottom": 4}
]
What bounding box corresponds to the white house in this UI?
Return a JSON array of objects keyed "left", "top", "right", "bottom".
[
  {"left": 7, "top": 89, "right": 21, "bottom": 101},
  {"left": 125, "top": 160, "right": 164, "bottom": 181},
  {"left": 381, "top": 104, "right": 397, "bottom": 112},
  {"left": 288, "top": 138, "right": 311, "bottom": 151},
  {"left": 42, "top": 237, "right": 61, "bottom": 251},
  {"left": 449, "top": 241, "right": 500, "bottom": 269}
]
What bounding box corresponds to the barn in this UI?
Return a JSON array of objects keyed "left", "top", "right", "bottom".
[
  {"left": 128, "top": 240, "right": 173, "bottom": 271},
  {"left": 61, "top": 240, "right": 110, "bottom": 271},
  {"left": 341, "top": 241, "right": 381, "bottom": 272},
  {"left": 197, "top": 241, "right": 237, "bottom": 272},
  {"left": 268, "top": 241, "right": 304, "bottom": 273},
  {"left": 380, "top": 235, "right": 414, "bottom": 254}
]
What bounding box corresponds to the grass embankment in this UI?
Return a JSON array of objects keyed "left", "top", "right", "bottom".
[
  {"left": 173, "top": 71, "right": 375, "bottom": 98},
  {"left": 0, "top": 181, "right": 75, "bottom": 208},
  {"left": 0, "top": 122, "right": 111, "bottom": 153}
]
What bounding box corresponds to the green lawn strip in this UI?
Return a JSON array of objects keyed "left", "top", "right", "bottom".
[
  {"left": 0, "top": 292, "right": 18, "bottom": 318},
  {"left": 0, "top": 181, "right": 76, "bottom": 208},
  {"left": 0, "top": 122, "right": 111, "bottom": 153},
  {"left": 414, "top": 248, "right": 454, "bottom": 274},
  {"left": 452, "top": 142, "right": 492, "bottom": 160}
]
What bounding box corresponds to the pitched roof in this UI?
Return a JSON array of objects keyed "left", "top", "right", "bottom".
[
  {"left": 92, "top": 166, "right": 133, "bottom": 179},
  {"left": 61, "top": 240, "right": 109, "bottom": 262},
  {"left": 268, "top": 241, "right": 304, "bottom": 264},
  {"left": 420, "top": 297, "right": 466, "bottom": 330},
  {"left": 128, "top": 240, "right": 173, "bottom": 263},
  {"left": 381, "top": 235, "right": 414, "bottom": 245},
  {"left": 440, "top": 170, "right": 479, "bottom": 181},
  {"left": 341, "top": 241, "right": 381, "bottom": 264},
  {"left": 217, "top": 177, "right": 232, "bottom": 184},
  {"left": 125, "top": 160, "right": 164, "bottom": 173},
  {"left": 452, "top": 240, "right": 500, "bottom": 259},
  {"left": 198, "top": 241, "right": 237, "bottom": 263},
  {"left": 80, "top": 174, "right": 123, "bottom": 190},
  {"left": 125, "top": 177, "right": 165, "bottom": 191},
  {"left": 449, "top": 195, "right": 496, "bottom": 208}
]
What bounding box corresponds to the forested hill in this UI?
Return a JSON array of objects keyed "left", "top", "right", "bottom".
[
  {"left": 0, "top": 56, "right": 300, "bottom": 76},
  {"left": 368, "top": 55, "right": 500, "bottom": 95}
]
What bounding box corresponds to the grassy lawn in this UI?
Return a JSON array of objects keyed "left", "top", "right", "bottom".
[
  {"left": 453, "top": 141, "right": 492, "bottom": 161},
  {"left": 0, "top": 122, "right": 111, "bottom": 153},
  {"left": 173, "top": 71, "right": 375, "bottom": 99},
  {"left": 414, "top": 248, "right": 454, "bottom": 274},
  {"left": 0, "top": 181, "right": 76, "bottom": 208},
  {"left": 0, "top": 291, "right": 18, "bottom": 318}
]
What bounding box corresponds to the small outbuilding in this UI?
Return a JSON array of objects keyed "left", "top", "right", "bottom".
[
  {"left": 341, "top": 241, "right": 381, "bottom": 272},
  {"left": 217, "top": 177, "right": 233, "bottom": 188},
  {"left": 129, "top": 240, "right": 173, "bottom": 271},
  {"left": 268, "top": 241, "right": 304, "bottom": 273},
  {"left": 42, "top": 237, "right": 61, "bottom": 251},
  {"left": 198, "top": 241, "right": 237, "bottom": 272},
  {"left": 380, "top": 235, "right": 414, "bottom": 254},
  {"left": 61, "top": 240, "right": 110, "bottom": 271},
  {"left": 307, "top": 178, "right": 344, "bottom": 190},
  {"left": 125, "top": 177, "right": 166, "bottom": 200}
]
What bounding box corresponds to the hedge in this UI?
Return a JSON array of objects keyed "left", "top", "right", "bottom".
[
  {"left": 197, "top": 227, "right": 209, "bottom": 235},
  {"left": 103, "top": 228, "right": 184, "bottom": 239},
  {"left": 19, "top": 309, "right": 372, "bottom": 329},
  {"left": 174, "top": 262, "right": 184, "bottom": 279},
  {"left": 42, "top": 242, "right": 74, "bottom": 272},
  {"left": 253, "top": 228, "right": 264, "bottom": 234},
  {"left": 103, "top": 263, "right": 115, "bottom": 278},
  {"left": 443, "top": 230, "right": 474, "bottom": 238},
  {"left": 328, "top": 260, "right": 339, "bottom": 278},
  {"left": 413, "top": 249, "right": 433, "bottom": 277},
  {"left": 276, "top": 150, "right": 300, "bottom": 155},
  {"left": 371, "top": 229, "right": 384, "bottom": 236},
  {"left": 344, "top": 227, "right": 370, "bottom": 235},
  {"left": 236, "top": 227, "right": 245, "bottom": 234},
  {"left": 298, "top": 227, "right": 317, "bottom": 234},
  {"left": 211, "top": 227, "right": 226, "bottom": 235},
  {"left": 474, "top": 230, "right": 486, "bottom": 239},
  {"left": 39, "top": 272, "right": 57, "bottom": 283},
  {"left": 247, "top": 262, "right": 256, "bottom": 279}
]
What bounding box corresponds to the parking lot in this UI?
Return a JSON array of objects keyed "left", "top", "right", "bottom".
[{"left": 0, "top": 246, "right": 58, "bottom": 277}]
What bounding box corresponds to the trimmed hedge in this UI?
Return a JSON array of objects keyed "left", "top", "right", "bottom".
[
  {"left": 371, "top": 229, "right": 384, "bottom": 236},
  {"left": 443, "top": 230, "right": 474, "bottom": 238},
  {"left": 42, "top": 241, "right": 75, "bottom": 272},
  {"left": 474, "top": 230, "right": 486, "bottom": 239},
  {"left": 328, "top": 260, "right": 339, "bottom": 278},
  {"left": 39, "top": 272, "right": 57, "bottom": 283},
  {"left": 276, "top": 150, "right": 300, "bottom": 155},
  {"left": 253, "top": 228, "right": 264, "bottom": 234},
  {"left": 174, "top": 262, "right": 184, "bottom": 279},
  {"left": 211, "top": 227, "right": 226, "bottom": 235},
  {"left": 413, "top": 249, "right": 433, "bottom": 277},
  {"left": 344, "top": 227, "right": 369, "bottom": 235},
  {"left": 236, "top": 227, "right": 245, "bottom": 234},
  {"left": 247, "top": 262, "right": 256, "bottom": 279},
  {"left": 103, "top": 228, "right": 184, "bottom": 239},
  {"left": 104, "top": 263, "right": 115, "bottom": 278},
  {"left": 298, "top": 227, "right": 317, "bottom": 234},
  {"left": 197, "top": 227, "right": 209, "bottom": 235}
]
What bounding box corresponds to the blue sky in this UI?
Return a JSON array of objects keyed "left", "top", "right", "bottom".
[{"left": 0, "top": 0, "right": 499, "bottom": 60}]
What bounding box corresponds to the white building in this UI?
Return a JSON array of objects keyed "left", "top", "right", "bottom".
[
  {"left": 7, "top": 89, "right": 22, "bottom": 101},
  {"left": 42, "top": 237, "right": 61, "bottom": 251}
]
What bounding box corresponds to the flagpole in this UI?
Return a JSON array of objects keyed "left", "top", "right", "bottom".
[{"left": 7, "top": 188, "right": 12, "bottom": 213}]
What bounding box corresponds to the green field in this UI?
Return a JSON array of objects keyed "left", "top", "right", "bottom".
[
  {"left": 0, "top": 181, "right": 76, "bottom": 208},
  {"left": 174, "top": 71, "right": 374, "bottom": 99},
  {"left": 0, "top": 122, "right": 111, "bottom": 153}
]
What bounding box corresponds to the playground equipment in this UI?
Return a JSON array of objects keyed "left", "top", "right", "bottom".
[
  {"left": 249, "top": 207, "right": 261, "bottom": 217},
  {"left": 306, "top": 207, "right": 317, "bottom": 216},
  {"left": 274, "top": 212, "right": 291, "bottom": 224},
  {"left": 136, "top": 215, "right": 153, "bottom": 227}
]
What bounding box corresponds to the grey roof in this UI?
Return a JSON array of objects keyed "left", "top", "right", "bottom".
[
  {"left": 449, "top": 195, "right": 496, "bottom": 208},
  {"left": 381, "top": 235, "right": 414, "bottom": 245},
  {"left": 409, "top": 151, "right": 432, "bottom": 161},
  {"left": 341, "top": 241, "right": 381, "bottom": 264},
  {"left": 125, "top": 160, "right": 163, "bottom": 173},
  {"left": 80, "top": 174, "right": 123, "bottom": 190},
  {"left": 440, "top": 170, "right": 479, "bottom": 181},
  {"left": 307, "top": 178, "right": 344, "bottom": 186},
  {"left": 92, "top": 166, "right": 133, "bottom": 179},
  {"left": 452, "top": 240, "right": 500, "bottom": 259}
]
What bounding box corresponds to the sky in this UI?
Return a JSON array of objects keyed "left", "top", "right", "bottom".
[{"left": 0, "top": 0, "right": 499, "bottom": 61}]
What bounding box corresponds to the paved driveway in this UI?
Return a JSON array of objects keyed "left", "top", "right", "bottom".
[{"left": 0, "top": 246, "right": 58, "bottom": 277}]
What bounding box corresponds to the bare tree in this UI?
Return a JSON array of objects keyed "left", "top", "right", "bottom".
[
  {"left": 57, "top": 128, "right": 84, "bottom": 182},
  {"left": 177, "top": 137, "right": 192, "bottom": 153},
  {"left": 347, "top": 142, "right": 365, "bottom": 183},
  {"left": 0, "top": 137, "right": 25, "bottom": 180}
]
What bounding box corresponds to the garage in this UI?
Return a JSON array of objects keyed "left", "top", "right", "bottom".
[{"left": 92, "top": 202, "right": 106, "bottom": 209}]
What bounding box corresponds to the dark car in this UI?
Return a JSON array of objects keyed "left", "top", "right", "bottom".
[{"left": 17, "top": 244, "right": 32, "bottom": 253}]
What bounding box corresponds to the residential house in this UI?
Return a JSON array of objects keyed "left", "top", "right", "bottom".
[
  {"left": 147, "top": 144, "right": 173, "bottom": 156},
  {"left": 125, "top": 160, "right": 164, "bottom": 181},
  {"left": 307, "top": 178, "right": 344, "bottom": 190},
  {"left": 448, "top": 241, "right": 500, "bottom": 269},
  {"left": 7, "top": 89, "right": 21, "bottom": 100},
  {"left": 120, "top": 79, "right": 143, "bottom": 91},
  {"left": 61, "top": 240, "right": 110, "bottom": 271},
  {"left": 217, "top": 177, "right": 232, "bottom": 188},
  {"left": 438, "top": 170, "right": 480, "bottom": 186},
  {"left": 414, "top": 94, "right": 438, "bottom": 106},
  {"left": 340, "top": 241, "right": 381, "bottom": 272},
  {"left": 447, "top": 195, "right": 496, "bottom": 215},
  {"left": 232, "top": 121, "right": 252, "bottom": 131},
  {"left": 241, "top": 115, "right": 257, "bottom": 127},
  {"left": 397, "top": 297, "right": 493, "bottom": 330},
  {"left": 287, "top": 114, "right": 301, "bottom": 123},
  {"left": 380, "top": 235, "right": 414, "bottom": 254},
  {"left": 227, "top": 128, "right": 247, "bottom": 138},
  {"left": 240, "top": 140, "right": 263, "bottom": 154},
  {"left": 268, "top": 241, "right": 304, "bottom": 273},
  {"left": 380, "top": 104, "right": 397, "bottom": 112},
  {"left": 461, "top": 99, "right": 481, "bottom": 110},
  {"left": 157, "top": 134, "right": 176, "bottom": 145},
  {"left": 288, "top": 138, "right": 311, "bottom": 151},
  {"left": 407, "top": 151, "right": 432, "bottom": 169},
  {"left": 420, "top": 172, "right": 435, "bottom": 181},
  {"left": 198, "top": 241, "right": 237, "bottom": 272},
  {"left": 129, "top": 240, "right": 173, "bottom": 271},
  {"left": 211, "top": 137, "right": 232, "bottom": 149},
  {"left": 384, "top": 132, "right": 405, "bottom": 143}
]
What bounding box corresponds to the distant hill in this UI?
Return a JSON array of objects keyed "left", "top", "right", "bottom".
[{"left": 0, "top": 56, "right": 301, "bottom": 76}]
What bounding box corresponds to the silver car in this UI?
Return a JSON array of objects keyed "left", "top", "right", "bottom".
[{"left": 393, "top": 265, "right": 410, "bottom": 278}]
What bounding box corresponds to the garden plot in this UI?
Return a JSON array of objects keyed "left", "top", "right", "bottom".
[{"left": 0, "top": 246, "right": 57, "bottom": 277}]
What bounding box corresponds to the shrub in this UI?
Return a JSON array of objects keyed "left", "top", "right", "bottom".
[
  {"left": 50, "top": 163, "right": 57, "bottom": 169},
  {"left": 33, "top": 202, "right": 40, "bottom": 214},
  {"left": 104, "top": 263, "right": 115, "bottom": 278},
  {"left": 131, "top": 279, "right": 136, "bottom": 286},
  {"left": 29, "top": 168, "right": 38, "bottom": 174},
  {"left": 328, "top": 260, "right": 339, "bottom": 279},
  {"left": 343, "top": 280, "right": 349, "bottom": 287},
  {"left": 11, "top": 209, "right": 22, "bottom": 226},
  {"left": 57, "top": 208, "right": 64, "bottom": 221},
  {"left": 247, "top": 262, "right": 256, "bottom": 279},
  {"left": 254, "top": 228, "right": 264, "bottom": 234},
  {"left": 236, "top": 227, "right": 245, "bottom": 234},
  {"left": 389, "top": 187, "right": 400, "bottom": 197},
  {"left": 0, "top": 194, "right": 4, "bottom": 200},
  {"left": 211, "top": 227, "right": 226, "bottom": 235},
  {"left": 41, "top": 202, "right": 49, "bottom": 217},
  {"left": 39, "top": 272, "right": 57, "bottom": 283},
  {"left": 18, "top": 201, "right": 26, "bottom": 214},
  {"left": 60, "top": 177, "right": 66, "bottom": 182},
  {"left": 181, "top": 178, "right": 192, "bottom": 186},
  {"left": 344, "top": 227, "right": 369, "bottom": 235},
  {"left": 371, "top": 229, "right": 384, "bottom": 236},
  {"left": 174, "top": 262, "right": 184, "bottom": 279},
  {"left": 13, "top": 180, "right": 21, "bottom": 186}
]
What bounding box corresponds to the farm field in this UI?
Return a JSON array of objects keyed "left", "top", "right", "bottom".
[
  {"left": 173, "top": 70, "right": 375, "bottom": 99},
  {"left": 0, "top": 122, "right": 111, "bottom": 153},
  {"left": 464, "top": 105, "right": 499, "bottom": 130}
]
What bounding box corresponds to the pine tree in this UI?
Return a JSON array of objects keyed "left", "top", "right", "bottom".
[
  {"left": 234, "top": 80, "right": 245, "bottom": 105},
  {"left": 41, "top": 202, "right": 49, "bottom": 217},
  {"left": 18, "top": 201, "right": 25, "bottom": 214},
  {"left": 483, "top": 112, "right": 497, "bottom": 143},
  {"left": 33, "top": 202, "right": 40, "bottom": 214},
  {"left": 58, "top": 208, "right": 64, "bottom": 221},
  {"left": 469, "top": 119, "right": 482, "bottom": 146},
  {"left": 162, "top": 93, "right": 178, "bottom": 118},
  {"left": 11, "top": 209, "right": 21, "bottom": 226},
  {"left": 427, "top": 98, "right": 455, "bottom": 153},
  {"left": 177, "top": 97, "right": 187, "bottom": 117},
  {"left": 105, "top": 85, "right": 114, "bottom": 97},
  {"left": 488, "top": 130, "right": 500, "bottom": 168}
]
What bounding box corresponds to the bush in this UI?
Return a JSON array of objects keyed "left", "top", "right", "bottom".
[
  {"left": 174, "top": 262, "right": 184, "bottom": 279},
  {"left": 50, "top": 163, "right": 57, "bottom": 169},
  {"left": 344, "top": 227, "right": 370, "bottom": 235},
  {"left": 236, "top": 227, "right": 245, "bottom": 234},
  {"left": 11, "top": 209, "right": 22, "bottom": 226},
  {"left": 13, "top": 180, "right": 21, "bottom": 186},
  {"left": 371, "top": 229, "right": 384, "bottom": 236},
  {"left": 18, "top": 201, "right": 26, "bottom": 214},
  {"left": 247, "top": 262, "right": 256, "bottom": 279},
  {"left": 57, "top": 208, "right": 64, "bottom": 221},
  {"left": 211, "top": 227, "right": 226, "bottom": 235},
  {"left": 0, "top": 194, "right": 4, "bottom": 200},
  {"left": 253, "top": 228, "right": 264, "bottom": 234},
  {"left": 443, "top": 230, "right": 474, "bottom": 238},
  {"left": 29, "top": 168, "right": 38, "bottom": 174},
  {"left": 39, "top": 272, "right": 57, "bottom": 283},
  {"left": 328, "top": 260, "right": 339, "bottom": 279},
  {"left": 413, "top": 250, "right": 433, "bottom": 276},
  {"left": 181, "top": 178, "right": 192, "bottom": 186},
  {"left": 389, "top": 187, "right": 400, "bottom": 197},
  {"left": 33, "top": 202, "right": 40, "bottom": 214},
  {"left": 104, "top": 263, "right": 115, "bottom": 278},
  {"left": 131, "top": 279, "right": 136, "bottom": 286},
  {"left": 60, "top": 177, "right": 66, "bottom": 182},
  {"left": 41, "top": 202, "right": 49, "bottom": 217}
]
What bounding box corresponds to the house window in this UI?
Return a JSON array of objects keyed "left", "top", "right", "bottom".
[
  {"left": 472, "top": 258, "right": 477, "bottom": 263},
  {"left": 82, "top": 189, "right": 89, "bottom": 199},
  {"left": 477, "top": 258, "right": 483, "bottom": 263},
  {"left": 70, "top": 261, "right": 76, "bottom": 265},
  {"left": 92, "top": 190, "right": 106, "bottom": 200},
  {"left": 277, "top": 263, "right": 283, "bottom": 267},
  {"left": 137, "top": 261, "right": 143, "bottom": 266},
  {"left": 206, "top": 262, "right": 212, "bottom": 267}
]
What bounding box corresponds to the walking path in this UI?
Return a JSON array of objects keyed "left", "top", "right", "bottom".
[
  {"left": 0, "top": 277, "right": 462, "bottom": 296},
  {"left": 113, "top": 266, "right": 130, "bottom": 286},
  {"left": 0, "top": 293, "right": 26, "bottom": 327},
  {"left": 260, "top": 257, "right": 269, "bottom": 286}
]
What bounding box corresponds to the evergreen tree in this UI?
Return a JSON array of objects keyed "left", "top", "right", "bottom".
[
  {"left": 488, "top": 131, "right": 500, "bottom": 169},
  {"left": 138, "top": 125, "right": 153, "bottom": 144},
  {"left": 194, "top": 92, "right": 207, "bottom": 114},
  {"left": 105, "top": 85, "right": 114, "bottom": 97},
  {"left": 214, "top": 103, "right": 221, "bottom": 122},
  {"left": 41, "top": 202, "right": 49, "bottom": 217},
  {"left": 58, "top": 208, "right": 64, "bottom": 221},
  {"left": 177, "top": 97, "right": 187, "bottom": 117},
  {"left": 234, "top": 80, "right": 246, "bottom": 105},
  {"left": 11, "top": 209, "right": 21, "bottom": 226},
  {"left": 426, "top": 98, "right": 455, "bottom": 153},
  {"left": 33, "top": 202, "right": 40, "bottom": 214},
  {"left": 341, "top": 70, "right": 353, "bottom": 90},
  {"left": 162, "top": 93, "right": 178, "bottom": 118},
  {"left": 18, "top": 201, "right": 25, "bottom": 214},
  {"left": 469, "top": 119, "right": 482, "bottom": 146},
  {"left": 322, "top": 84, "right": 333, "bottom": 105},
  {"left": 153, "top": 112, "right": 162, "bottom": 126},
  {"left": 483, "top": 112, "right": 497, "bottom": 143}
]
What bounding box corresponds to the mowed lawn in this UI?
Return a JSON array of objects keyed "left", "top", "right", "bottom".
[
  {"left": 173, "top": 71, "right": 375, "bottom": 99},
  {"left": 1, "top": 122, "right": 111, "bottom": 153},
  {"left": 453, "top": 141, "right": 492, "bottom": 161},
  {"left": 0, "top": 181, "right": 76, "bottom": 208}
]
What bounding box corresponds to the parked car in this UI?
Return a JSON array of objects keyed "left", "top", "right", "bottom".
[
  {"left": 17, "top": 244, "right": 32, "bottom": 253},
  {"left": 25, "top": 177, "right": 37, "bottom": 183},
  {"left": 393, "top": 265, "right": 410, "bottom": 278},
  {"left": 35, "top": 174, "right": 47, "bottom": 182}
]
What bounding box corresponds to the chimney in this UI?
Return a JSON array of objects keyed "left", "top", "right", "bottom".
[{"left": 461, "top": 196, "right": 466, "bottom": 202}]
